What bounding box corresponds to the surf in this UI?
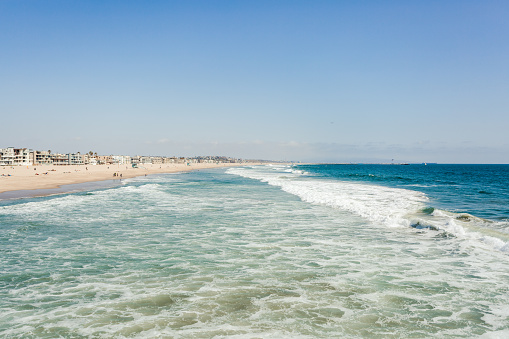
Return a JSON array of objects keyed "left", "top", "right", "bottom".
[{"left": 227, "top": 165, "right": 509, "bottom": 252}]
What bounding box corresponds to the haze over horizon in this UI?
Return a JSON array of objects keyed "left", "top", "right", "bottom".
[{"left": 1, "top": 1, "right": 508, "bottom": 164}]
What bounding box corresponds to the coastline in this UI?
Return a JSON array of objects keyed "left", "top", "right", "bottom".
[
  {"left": 0, "top": 162, "right": 251, "bottom": 198},
  {"left": 0, "top": 179, "right": 124, "bottom": 200}
]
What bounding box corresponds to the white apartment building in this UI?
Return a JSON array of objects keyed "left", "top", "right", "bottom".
[
  {"left": 112, "top": 155, "right": 131, "bottom": 165},
  {"left": 0, "top": 147, "right": 32, "bottom": 166},
  {"left": 68, "top": 153, "right": 84, "bottom": 165}
]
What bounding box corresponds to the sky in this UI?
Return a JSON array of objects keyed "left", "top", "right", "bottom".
[{"left": 1, "top": 0, "right": 508, "bottom": 163}]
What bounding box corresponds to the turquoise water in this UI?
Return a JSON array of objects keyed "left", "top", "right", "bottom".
[{"left": 1, "top": 165, "right": 508, "bottom": 338}]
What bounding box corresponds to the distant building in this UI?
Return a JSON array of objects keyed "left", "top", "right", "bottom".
[
  {"left": 0, "top": 147, "right": 32, "bottom": 166},
  {"left": 150, "top": 157, "right": 163, "bottom": 164},
  {"left": 140, "top": 156, "right": 152, "bottom": 164},
  {"left": 32, "top": 150, "right": 52, "bottom": 165},
  {"left": 1, "top": 146, "right": 253, "bottom": 167},
  {"left": 96, "top": 155, "right": 113, "bottom": 165},
  {"left": 112, "top": 155, "right": 131, "bottom": 165},
  {"left": 131, "top": 156, "right": 141, "bottom": 165},
  {"left": 68, "top": 153, "right": 83, "bottom": 165},
  {"left": 51, "top": 153, "right": 70, "bottom": 165}
]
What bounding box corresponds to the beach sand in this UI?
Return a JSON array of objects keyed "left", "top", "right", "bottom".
[{"left": 0, "top": 162, "right": 248, "bottom": 194}]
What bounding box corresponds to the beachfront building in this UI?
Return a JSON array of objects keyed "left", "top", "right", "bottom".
[
  {"left": 51, "top": 153, "right": 70, "bottom": 165},
  {"left": 81, "top": 153, "right": 89, "bottom": 165},
  {"left": 68, "top": 153, "right": 84, "bottom": 165},
  {"left": 151, "top": 157, "right": 163, "bottom": 164},
  {"left": 140, "top": 156, "right": 152, "bottom": 164},
  {"left": 32, "top": 150, "right": 53, "bottom": 165},
  {"left": 0, "top": 147, "right": 15, "bottom": 166},
  {"left": 131, "top": 156, "right": 141, "bottom": 165},
  {"left": 14, "top": 148, "right": 32, "bottom": 165},
  {"left": 29, "top": 151, "right": 88, "bottom": 165},
  {"left": 0, "top": 147, "right": 33, "bottom": 166},
  {"left": 96, "top": 155, "right": 113, "bottom": 165},
  {"left": 112, "top": 155, "right": 131, "bottom": 165},
  {"left": 163, "top": 157, "right": 177, "bottom": 164}
]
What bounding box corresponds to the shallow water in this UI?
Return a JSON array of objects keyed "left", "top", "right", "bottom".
[{"left": 1, "top": 166, "right": 508, "bottom": 338}]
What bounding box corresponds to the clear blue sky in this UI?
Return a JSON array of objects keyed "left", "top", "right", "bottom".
[{"left": 1, "top": 0, "right": 508, "bottom": 163}]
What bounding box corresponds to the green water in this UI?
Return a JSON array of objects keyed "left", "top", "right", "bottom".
[{"left": 1, "top": 168, "right": 508, "bottom": 338}]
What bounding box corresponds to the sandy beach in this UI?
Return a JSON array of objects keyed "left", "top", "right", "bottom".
[{"left": 0, "top": 162, "right": 247, "bottom": 194}]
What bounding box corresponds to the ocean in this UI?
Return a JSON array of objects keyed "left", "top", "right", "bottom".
[{"left": 1, "top": 164, "right": 508, "bottom": 338}]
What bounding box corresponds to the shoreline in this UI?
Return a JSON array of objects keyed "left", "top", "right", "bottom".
[
  {"left": 0, "top": 179, "right": 124, "bottom": 200},
  {"left": 0, "top": 162, "right": 253, "bottom": 198}
]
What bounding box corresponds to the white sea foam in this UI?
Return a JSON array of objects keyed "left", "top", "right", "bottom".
[
  {"left": 227, "top": 166, "right": 427, "bottom": 228},
  {"left": 227, "top": 166, "right": 509, "bottom": 252}
]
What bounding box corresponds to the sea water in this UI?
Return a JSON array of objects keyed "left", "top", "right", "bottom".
[{"left": 1, "top": 164, "right": 508, "bottom": 338}]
